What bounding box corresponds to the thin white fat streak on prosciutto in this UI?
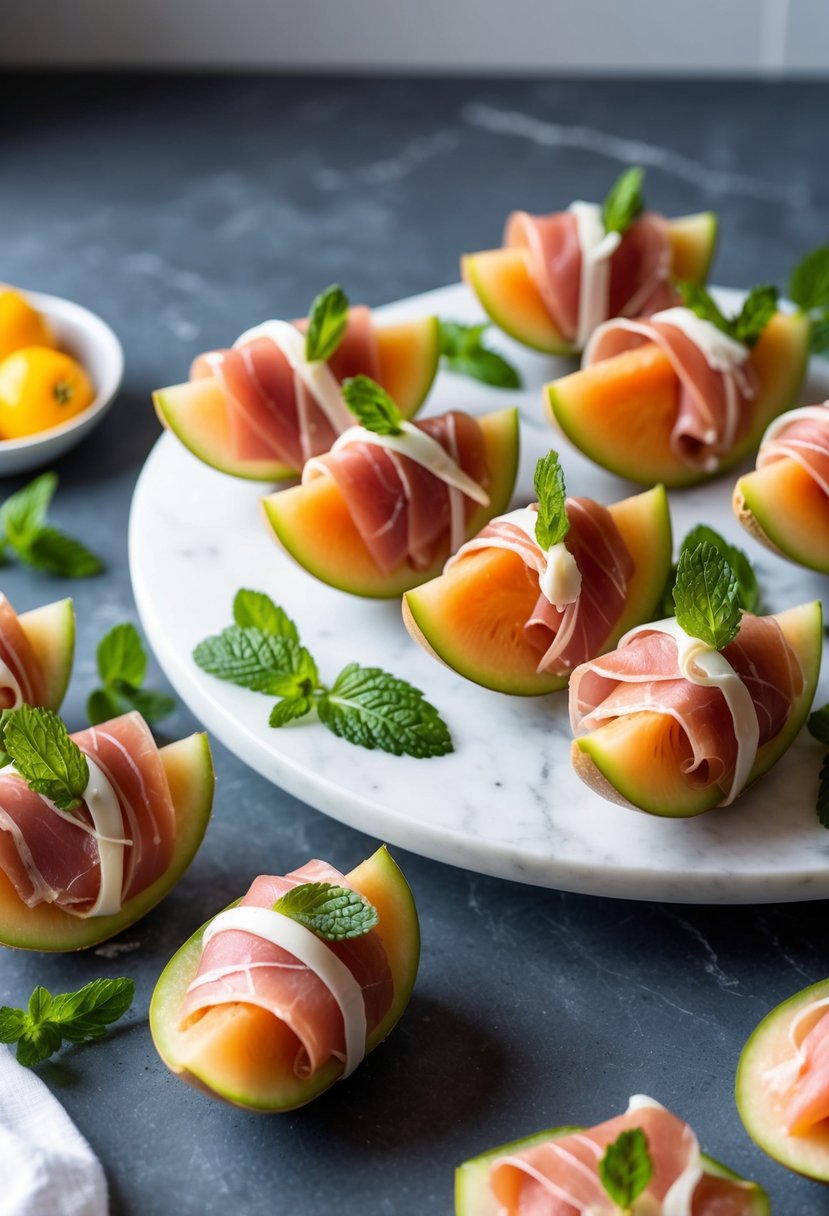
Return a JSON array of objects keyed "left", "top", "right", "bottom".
[
  {"left": 0, "top": 594, "right": 34, "bottom": 706},
  {"left": 570, "top": 201, "right": 622, "bottom": 350},
  {"left": 761, "top": 996, "right": 829, "bottom": 1094},
  {"left": 200, "top": 906, "right": 368, "bottom": 1079},
  {"left": 0, "top": 803, "right": 60, "bottom": 905},
  {"left": 627, "top": 1095, "right": 703, "bottom": 1216},
  {"left": 202, "top": 350, "right": 284, "bottom": 459},
  {"left": 758, "top": 402, "right": 829, "bottom": 495}
]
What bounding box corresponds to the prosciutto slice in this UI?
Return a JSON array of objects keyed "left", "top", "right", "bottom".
[
  {"left": 303, "top": 412, "right": 490, "bottom": 574},
  {"left": 583, "top": 313, "right": 758, "bottom": 472},
  {"left": 504, "top": 207, "right": 673, "bottom": 343},
  {"left": 191, "top": 306, "right": 380, "bottom": 469},
  {"left": 0, "top": 594, "right": 45, "bottom": 709},
  {"left": 757, "top": 403, "right": 829, "bottom": 497},
  {"left": 781, "top": 1005, "right": 829, "bottom": 1134},
  {"left": 179, "top": 860, "right": 393, "bottom": 1080},
  {"left": 570, "top": 613, "right": 803, "bottom": 795},
  {"left": 0, "top": 712, "right": 176, "bottom": 915}
]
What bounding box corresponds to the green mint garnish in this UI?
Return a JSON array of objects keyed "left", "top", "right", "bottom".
[
  {"left": 342, "top": 375, "right": 404, "bottom": 435},
  {"left": 599, "top": 1127, "right": 654, "bottom": 1212},
  {"left": 272, "top": 882, "right": 379, "bottom": 942},
  {"left": 0, "top": 473, "right": 103, "bottom": 578},
  {"left": 533, "top": 450, "right": 569, "bottom": 550},
  {"left": 305, "top": 283, "right": 349, "bottom": 364},
  {"left": 316, "top": 663, "right": 453, "bottom": 759},
  {"left": 87, "top": 622, "right": 175, "bottom": 726},
  {"left": 193, "top": 627, "right": 318, "bottom": 697},
  {"left": 438, "top": 320, "right": 521, "bottom": 389},
  {"left": 672, "top": 540, "right": 741, "bottom": 651},
  {"left": 0, "top": 978, "right": 135, "bottom": 1068},
  {"left": 818, "top": 756, "right": 829, "bottom": 830},
  {"left": 233, "top": 588, "right": 299, "bottom": 640},
  {"left": 601, "top": 166, "right": 645, "bottom": 236},
  {"left": 660, "top": 524, "right": 760, "bottom": 617},
  {"left": 789, "top": 245, "right": 829, "bottom": 353},
  {"left": 4, "top": 705, "right": 89, "bottom": 812},
  {"left": 808, "top": 705, "right": 829, "bottom": 746},
  {"left": 677, "top": 281, "right": 777, "bottom": 348}
]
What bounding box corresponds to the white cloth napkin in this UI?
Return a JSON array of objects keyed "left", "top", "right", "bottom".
[{"left": 0, "top": 1047, "right": 108, "bottom": 1216}]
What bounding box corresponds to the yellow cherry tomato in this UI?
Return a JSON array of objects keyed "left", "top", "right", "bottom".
[
  {"left": 0, "top": 288, "right": 56, "bottom": 360},
  {"left": 0, "top": 346, "right": 95, "bottom": 439}
]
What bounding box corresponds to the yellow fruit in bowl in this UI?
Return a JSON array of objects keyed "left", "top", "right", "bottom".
[
  {"left": 0, "top": 288, "right": 56, "bottom": 360},
  {"left": 0, "top": 346, "right": 96, "bottom": 440}
]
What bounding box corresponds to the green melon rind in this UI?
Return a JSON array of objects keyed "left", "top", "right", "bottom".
[
  {"left": 18, "top": 597, "right": 75, "bottom": 710},
  {"left": 573, "top": 600, "right": 823, "bottom": 818},
  {"left": 737, "top": 978, "right": 829, "bottom": 1184},
  {"left": 455, "top": 1125, "right": 768, "bottom": 1216},
  {"left": 735, "top": 471, "right": 829, "bottom": 575},
  {"left": 0, "top": 733, "right": 214, "bottom": 952},
  {"left": 149, "top": 845, "right": 420, "bottom": 1113}
]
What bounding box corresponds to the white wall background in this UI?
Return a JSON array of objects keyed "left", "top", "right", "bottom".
[{"left": 2, "top": 0, "right": 825, "bottom": 73}]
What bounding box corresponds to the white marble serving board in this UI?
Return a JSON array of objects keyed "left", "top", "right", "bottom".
[{"left": 129, "top": 283, "right": 829, "bottom": 903}]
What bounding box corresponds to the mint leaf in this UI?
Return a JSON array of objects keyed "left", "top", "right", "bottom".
[
  {"left": 673, "top": 540, "right": 741, "bottom": 651},
  {"left": 21, "top": 526, "right": 104, "bottom": 578},
  {"left": 0, "top": 472, "right": 57, "bottom": 546},
  {"left": 533, "top": 450, "right": 569, "bottom": 549},
  {"left": 114, "top": 685, "right": 177, "bottom": 722},
  {"left": 97, "top": 622, "right": 147, "bottom": 688},
  {"left": 599, "top": 1127, "right": 654, "bottom": 1210},
  {"left": 273, "top": 882, "right": 379, "bottom": 941},
  {"left": 438, "top": 320, "right": 521, "bottom": 389},
  {"left": 602, "top": 166, "right": 645, "bottom": 236},
  {"left": 232, "top": 589, "right": 299, "bottom": 641},
  {"left": 342, "top": 376, "right": 403, "bottom": 435},
  {"left": 0, "top": 475, "right": 103, "bottom": 578},
  {"left": 677, "top": 281, "right": 735, "bottom": 338},
  {"left": 194, "top": 626, "right": 317, "bottom": 697},
  {"left": 317, "top": 663, "right": 453, "bottom": 758},
  {"left": 818, "top": 755, "right": 829, "bottom": 829},
  {"left": 0, "top": 978, "right": 134, "bottom": 1067},
  {"left": 732, "top": 285, "right": 778, "bottom": 347},
  {"left": 665, "top": 524, "right": 761, "bottom": 616},
  {"left": 789, "top": 246, "right": 829, "bottom": 313},
  {"left": 809, "top": 704, "right": 829, "bottom": 746},
  {"left": 86, "top": 688, "right": 121, "bottom": 727},
  {"left": 269, "top": 696, "right": 313, "bottom": 727},
  {"left": 88, "top": 622, "right": 175, "bottom": 727},
  {"left": 305, "top": 283, "right": 349, "bottom": 364},
  {"left": 809, "top": 311, "right": 829, "bottom": 355},
  {"left": 4, "top": 705, "right": 88, "bottom": 812}
]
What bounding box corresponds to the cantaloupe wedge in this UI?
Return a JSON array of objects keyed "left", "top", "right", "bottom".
[
  {"left": 735, "top": 457, "right": 829, "bottom": 574},
  {"left": 18, "top": 597, "right": 75, "bottom": 710},
  {"left": 153, "top": 316, "right": 441, "bottom": 482},
  {"left": 402, "top": 485, "right": 672, "bottom": 696},
  {"left": 462, "top": 212, "right": 717, "bottom": 355},
  {"left": 572, "top": 601, "right": 822, "bottom": 818},
  {"left": 150, "top": 845, "right": 420, "bottom": 1113},
  {"left": 261, "top": 408, "right": 520, "bottom": 599},
  {"left": 546, "top": 311, "right": 810, "bottom": 487}
]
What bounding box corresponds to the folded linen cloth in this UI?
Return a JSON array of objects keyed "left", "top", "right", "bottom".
[{"left": 0, "top": 1046, "right": 108, "bottom": 1215}]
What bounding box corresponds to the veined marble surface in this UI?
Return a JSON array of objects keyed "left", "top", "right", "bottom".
[{"left": 131, "top": 281, "right": 829, "bottom": 902}]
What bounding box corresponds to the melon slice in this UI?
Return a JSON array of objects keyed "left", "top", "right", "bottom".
[
  {"left": 572, "top": 600, "right": 822, "bottom": 818},
  {"left": 402, "top": 485, "right": 672, "bottom": 696},
  {"left": 0, "top": 732, "right": 214, "bottom": 951},
  {"left": 261, "top": 408, "right": 520, "bottom": 599},
  {"left": 153, "top": 316, "right": 441, "bottom": 483},
  {"left": 462, "top": 212, "right": 717, "bottom": 356},
  {"left": 150, "top": 845, "right": 420, "bottom": 1113},
  {"left": 737, "top": 978, "right": 829, "bottom": 1183},
  {"left": 455, "top": 1125, "right": 769, "bottom": 1216},
  {"left": 546, "top": 311, "right": 810, "bottom": 487},
  {"left": 18, "top": 597, "right": 75, "bottom": 710},
  {"left": 735, "top": 457, "right": 829, "bottom": 574}
]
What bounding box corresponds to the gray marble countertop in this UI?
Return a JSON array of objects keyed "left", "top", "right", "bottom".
[{"left": 2, "top": 72, "right": 828, "bottom": 1214}]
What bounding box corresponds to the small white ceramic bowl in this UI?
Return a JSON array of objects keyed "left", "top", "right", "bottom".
[{"left": 0, "top": 289, "right": 124, "bottom": 477}]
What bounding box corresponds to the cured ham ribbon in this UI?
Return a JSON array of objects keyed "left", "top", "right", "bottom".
[
  {"left": 0, "top": 594, "right": 45, "bottom": 710},
  {"left": 179, "top": 860, "right": 393, "bottom": 1080},
  {"left": 757, "top": 403, "right": 829, "bottom": 497},
  {"left": 0, "top": 712, "right": 176, "bottom": 917},
  {"left": 759, "top": 997, "right": 829, "bottom": 1135}
]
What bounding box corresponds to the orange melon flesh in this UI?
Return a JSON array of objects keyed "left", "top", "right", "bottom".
[
  {"left": 261, "top": 407, "right": 520, "bottom": 599},
  {"left": 149, "top": 845, "right": 420, "bottom": 1113},
  {"left": 572, "top": 600, "right": 823, "bottom": 818},
  {"left": 737, "top": 978, "right": 829, "bottom": 1183},
  {"left": 735, "top": 457, "right": 829, "bottom": 574},
  {"left": 462, "top": 212, "right": 717, "bottom": 356},
  {"left": 0, "top": 733, "right": 214, "bottom": 951},
  {"left": 153, "top": 316, "right": 441, "bottom": 483},
  {"left": 547, "top": 311, "right": 810, "bottom": 487},
  {"left": 403, "top": 484, "right": 672, "bottom": 696},
  {"left": 17, "top": 597, "right": 75, "bottom": 710}
]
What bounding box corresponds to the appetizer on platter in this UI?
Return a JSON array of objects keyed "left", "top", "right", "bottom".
[
  {"left": 262, "top": 376, "right": 519, "bottom": 598},
  {"left": 403, "top": 451, "right": 672, "bottom": 695},
  {"left": 546, "top": 283, "right": 809, "bottom": 487},
  {"left": 734, "top": 402, "right": 829, "bottom": 573},
  {"left": 0, "top": 593, "right": 74, "bottom": 710},
  {"left": 738, "top": 977, "right": 829, "bottom": 1183},
  {"left": 569, "top": 542, "right": 821, "bottom": 817},
  {"left": 0, "top": 707, "right": 213, "bottom": 951},
  {"left": 154, "top": 284, "right": 440, "bottom": 482},
  {"left": 455, "top": 1094, "right": 768, "bottom": 1215},
  {"left": 150, "top": 845, "right": 419, "bottom": 1112},
  {"left": 462, "top": 166, "right": 717, "bottom": 355}
]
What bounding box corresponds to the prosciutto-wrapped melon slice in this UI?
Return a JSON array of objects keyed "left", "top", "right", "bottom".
[
  {"left": 0, "top": 594, "right": 74, "bottom": 711},
  {"left": 403, "top": 485, "right": 671, "bottom": 696},
  {"left": 154, "top": 309, "right": 440, "bottom": 483},
  {"left": 738, "top": 978, "right": 829, "bottom": 1183},
  {"left": 570, "top": 602, "right": 822, "bottom": 818},
  {"left": 150, "top": 846, "right": 419, "bottom": 1112},
  {"left": 0, "top": 712, "right": 214, "bottom": 951},
  {"left": 262, "top": 407, "right": 519, "bottom": 598},
  {"left": 734, "top": 404, "right": 829, "bottom": 573},
  {"left": 455, "top": 1094, "right": 768, "bottom": 1215},
  {"left": 547, "top": 308, "right": 809, "bottom": 487}
]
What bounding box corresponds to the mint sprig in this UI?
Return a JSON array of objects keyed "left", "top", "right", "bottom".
[
  {"left": 602, "top": 166, "right": 645, "bottom": 236},
  {"left": 807, "top": 705, "right": 829, "bottom": 830},
  {"left": 533, "top": 450, "right": 569, "bottom": 550},
  {"left": 808, "top": 705, "right": 829, "bottom": 746},
  {"left": 789, "top": 246, "right": 829, "bottom": 353},
  {"left": 3, "top": 705, "right": 89, "bottom": 812},
  {"left": 0, "top": 473, "right": 103, "bottom": 578},
  {"left": 661, "top": 525, "right": 760, "bottom": 617},
  {"left": 438, "top": 320, "right": 521, "bottom": 389},
  {"left": 193, "top": 589, "right": 453, "bottom": 760},
  {"left": 305, "top": 283, "right": 349, "bottom": 364},
  {"left": 672, "top": 540, "right": 741, "bottom": 651},
  {"left": 599, "top": 1127, "right": 654, "bottom": 1212},
  {"left": 87, "top": 622, "right": 175, "bottom": 726},
  {"left": 677, "top": 281, "right": 777, "bottom": 348},
  {"left": 273, "top": 882, "right": 379, "bottom": 941},
  {"left": 0, "top": 978, "right": 134, "bottom": 1068},
  {"left": 342, "top": 375, "right": 404, "bottom": 435}
]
